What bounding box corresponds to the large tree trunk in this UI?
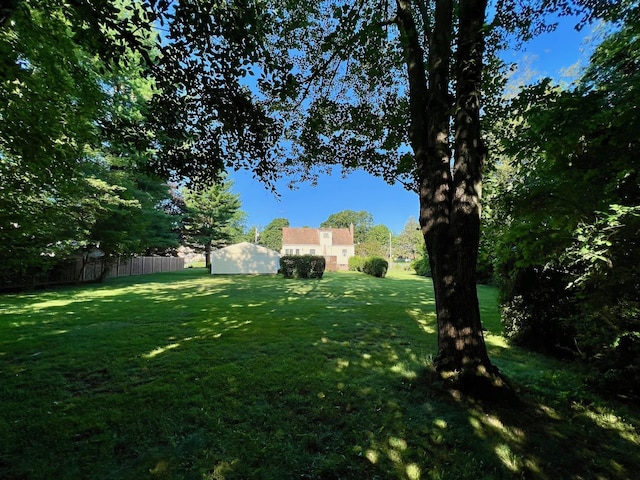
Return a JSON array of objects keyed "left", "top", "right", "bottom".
[
  {"left": 398, "top": 0, "right": 501, "bottom": 392},
  {"left": 433, "top": 0, "right": 495, "bottom": 378}
]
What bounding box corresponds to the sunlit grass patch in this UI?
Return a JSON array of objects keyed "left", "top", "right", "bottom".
[{"left": 0, "top": 269, "right": 638, "bottom": 479}]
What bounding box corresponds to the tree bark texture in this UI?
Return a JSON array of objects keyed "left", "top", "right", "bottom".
[
  {"left": 439, "top": 0, "right": 493, "bottom": 375},
  {"left": 205, "top": 242, "right": 212, "bottom": 269},
  {"left": 397, "top": 0, "right": 495, "bottom": 381}
]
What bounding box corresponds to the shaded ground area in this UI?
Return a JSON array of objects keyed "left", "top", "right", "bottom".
[{"left": 0, "top": 269, "right": 638, "bottom": 479}]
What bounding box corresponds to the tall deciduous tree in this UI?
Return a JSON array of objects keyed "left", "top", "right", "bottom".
[
  {"left": 259, "top": 218, "right": 290, "bottom": 252},
  {"left": 267, "top": 0, "right": 498, "bottom": 390},
  {"left": 394, "top": 217, "right": 423, "bottom": 260},
  {"left": 262, "top": 0, "right": 613, "bottom": 392},
  {"left": 357, "top": 224, "right": 392, "bottom": 258},
  {"left": 1, "top": 0, "right": 289, "bottom": 188},
  {"left": 0, "top": 1, "right": 103, "bottom": 280},
  {"left": 0, "top": 1, "right": 183, "bottom": 284},
  {"left": 1, "top": 0, "right": 285, "bottom": 285},
  {"left": 320, "top": 210, "right": 373, "bottom": 244}
]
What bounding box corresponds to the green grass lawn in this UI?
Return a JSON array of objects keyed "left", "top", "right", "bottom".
[{"left": 1, "top": 269, "right": 638, "bottom": 479}]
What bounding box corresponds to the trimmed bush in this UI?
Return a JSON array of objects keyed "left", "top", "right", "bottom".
[
  {"left": 348, "top": 256, "right": 366, "bottom": 272},
  {"left": 411, "top": 256, "right": 431, "bottom": 277},
  {"left": 350, "top": 256, "right": 388, "bottom": 278},
  {"left": 279, "top": 256, "right": 296, "bottom": 278},
  {"left": 362, "top": 257, "right": 388, "bottom": 278},
  {"left": 279, "top": 255, "right": 325, "bottom": 279},
  {"left": 306, "top": 256, "right": 326, "bottom": 279}
]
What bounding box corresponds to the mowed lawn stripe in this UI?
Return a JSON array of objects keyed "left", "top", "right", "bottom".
[{"left": 1, "top": 269, "right": 638, "bottom": 480}]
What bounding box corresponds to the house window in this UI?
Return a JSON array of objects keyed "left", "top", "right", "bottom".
[
  {"left": 342, "top": 249, "right": 347, "bottom": 256},
  {"left": 323, "top": 233, "right": 330, "bottom": 238},
  {"left": 285, "top": 249, "right": 293, "bottom": 255},
  {"left": 310, "top": 249, "right": 316, "bottom": 255},
  {"left": 295, "top": 249, "right": 300, "bottom": 255}
]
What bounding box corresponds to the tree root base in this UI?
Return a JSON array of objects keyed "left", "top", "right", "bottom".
[{"left": 420, "top": 363, "right": 521, "bottom": 407}]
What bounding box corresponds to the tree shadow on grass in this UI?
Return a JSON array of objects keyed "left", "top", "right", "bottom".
[
  {"left": 1, "top": 271, "right": 639, "bottom": 479},
  {"left": 291, "top": 296, "right": 640, "bottom": 480},
  {"left": 427, "top": 373, "right": 638, "bottom": 479},
  {"left": 306, "top": 345, "right": 640, "bottom": 480}
]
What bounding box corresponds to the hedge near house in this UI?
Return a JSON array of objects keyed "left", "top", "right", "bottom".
[
  {"left": 280, "top": 255, "right": 326, "bottom": 279},
  {"left": 349, "top": 256, "right": 388, "bottom": 278}
]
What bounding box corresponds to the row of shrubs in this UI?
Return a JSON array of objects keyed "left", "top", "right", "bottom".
[
  {"left": 279, "top": 255, "right": 389, "bottom": 279},
  {"left": 348, "top": 256, "right": 388, "bottom": 278},
  {"left": 279, "top": 255, "right": 325, "bottom": 279}
]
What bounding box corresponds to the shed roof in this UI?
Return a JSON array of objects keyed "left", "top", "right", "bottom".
[{"left": 214, "top": 242, "right": 278, "bottom": 255}]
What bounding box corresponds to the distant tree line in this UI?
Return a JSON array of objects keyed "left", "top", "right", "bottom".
[{"left": 256, "top": 211, "right": 423, "bottom": 264}]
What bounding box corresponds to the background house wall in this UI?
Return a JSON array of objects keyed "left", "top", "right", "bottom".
[{"left": 281, "top": 227, "right": 354, "bottom": 271}]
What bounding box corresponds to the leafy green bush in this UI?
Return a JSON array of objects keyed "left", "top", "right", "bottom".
[
  {"left": 348, "top": 256, "right": 365, "bottom": 272},
  {"left": 279, "top": 255, "right": 325, "bottom": 279},
  {"left": 350, "top": 256, "right": 388, "bottom": 278},
  {"left": 411, "top": 256, "right": 431, "bottom": 277},
  {"left": 490, "top": 14, "right": 640, "bottom": 398},
  {"left": 499, "top": 266, "right": 578, "bottom": 357},
  {"left": 307, "top": 256, "right": 326, "bottom": 279},
  {"left": 362, "top": 257, "right": 388, "bottom": 278},
  {"left": 498, "top": 207, "right": 640, "bottom": 397}
]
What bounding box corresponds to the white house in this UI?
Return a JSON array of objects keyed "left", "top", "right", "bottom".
[
  {"left": 210, "top": 242, "right": 280, "bottom": 275},
  {"left": 281, "top": 225, "right": 355, "bottom": 271}
]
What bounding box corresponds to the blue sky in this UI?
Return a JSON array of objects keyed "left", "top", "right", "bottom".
[
  {"left": 230, "top": 15, "right": 597, "bottom": 234},
  {"left": 230, "top": 169, "right": 419, "bottom": 234}
]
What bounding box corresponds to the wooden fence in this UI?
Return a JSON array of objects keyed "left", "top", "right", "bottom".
[
  {"left": 104, "top": 256, "right": 185, "bottom": 279},
  {"left": 0, "top": 256, "right": 185, "bottom": 291}
]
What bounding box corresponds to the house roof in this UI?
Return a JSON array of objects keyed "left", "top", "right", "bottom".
[
  {"left": 282, "top": 227, "right": 353, "bottom": 246},
  {"left": 330, "top": 229, "right": 354, "bottom": 245},
  {"left": 282, "top": 228, "right": 319, "bottom": 245}
]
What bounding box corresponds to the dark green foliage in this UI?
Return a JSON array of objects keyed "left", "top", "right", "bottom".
[
  {"left": 411, "top": 244, "right": 431, "bottom": 277},
  {"left": 362, "top": 257, "right": 388, "bottom": 278},
  {"left": 351, "top": 256, "right": 389, "bottom": 277},
  {"left": 279, "top": 256, "right": 296, "bottom": 278},
  {"left": 495, "top": 6, "right": 640, "bottom": 397},
  {"left": 499, "top": 267, "right": 577, "bottom": 357},
  {"left": 279, "top": 255, "right": 325, "bottom": 279},
  {"left": 1, "top": 0, "right": 282, "bottom": 283},
  {"left": 259, "top": 217, "right": 289, "bottom": 252},
  {"left": 476, "top": 233, "right": 495, "bottom": 284},
  {"left": 411, "top": 256, "right": 431, "bottom": 278}
]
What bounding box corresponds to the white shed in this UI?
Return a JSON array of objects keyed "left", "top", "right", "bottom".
[{"left": 210, "top": 242, "right": 280, "bottom": 275}]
